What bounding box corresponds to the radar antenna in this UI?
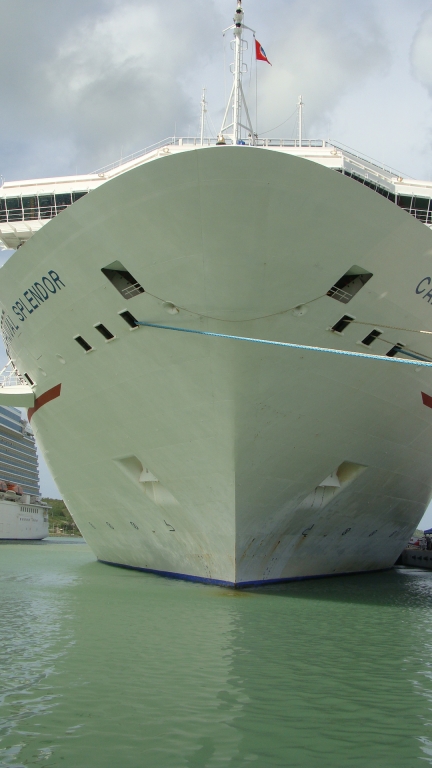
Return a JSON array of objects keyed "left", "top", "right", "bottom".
[{"left": 218, "top": 1, "right": 255, "bottom": 145}]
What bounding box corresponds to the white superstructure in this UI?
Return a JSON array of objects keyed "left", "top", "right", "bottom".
[
  {"left": 0, "top": 2, "right": 432, "bottom": 582},
  {"left": 0, "top": 404, "right": 48, "bottom": 540}
]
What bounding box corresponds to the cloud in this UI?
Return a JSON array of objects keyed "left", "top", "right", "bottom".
[
  {"left": 0, "top": 0, "right": 425, "bottom": 181},
  {"left": 252, "top": 0, "right": 390, "bottom": 137},
  {"left": 0, "top": 0, "right": 222, "bottom": 178},
  {"left": 411, "top": 9, "right": 432, "bottom": 92}
]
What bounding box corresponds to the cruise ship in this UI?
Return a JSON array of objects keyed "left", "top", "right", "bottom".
[
  {"left": 0, "top": 405, "right": 48, "bottom": 540},
  {"left": 0, "top": 1, "right": 432, "bottom": 583}
]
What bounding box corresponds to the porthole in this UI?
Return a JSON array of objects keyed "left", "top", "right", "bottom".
[
  {"left": 331, "top": 314, "right": 355, "bottom": 334},
  {"left": 94, "top": 323, "right": 115, "bottom": 341},
  {"left": 361, "top": 330, "right": 382, "bottom": 346},
  {"left": 386, "top": 343, "right": 404, "bottom": 358},
  {"left": 74, "top": 335, "right": 93, "bottom": 352},
  {"left": 119, "top": 310, "right": 139, "bottom": 329}
]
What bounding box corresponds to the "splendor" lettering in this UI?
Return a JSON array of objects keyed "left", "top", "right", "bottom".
[{"left": 11, "top": 270, "right": 65, "bottom": 323}]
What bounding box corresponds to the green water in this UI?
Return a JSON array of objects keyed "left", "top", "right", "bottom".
[{"left": 1, "top": 541, "right": 432, "bottom": 767}]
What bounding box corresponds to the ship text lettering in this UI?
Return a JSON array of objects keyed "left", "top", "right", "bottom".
[{"left": 11, "top": 271, "right": 65, "bottom": 323}]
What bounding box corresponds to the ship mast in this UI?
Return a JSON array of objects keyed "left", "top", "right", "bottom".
[
  {"left": 218, "top": 1, "right": 255, "bottom": 145},
  {"left": 297, "top": 95, "right": 303, "bottom": 147},
  {"left": 200, "top": 87, "right": 207, "bottom": 146}
]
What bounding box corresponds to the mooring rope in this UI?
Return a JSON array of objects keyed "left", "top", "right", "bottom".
[
  {"left": 143, "top": 288, "right": 327, "bottom": 323},
  {"left": 351, "top": 320, "right": 432, "bottom": 336},
  {"left": 137, "top": 322, "right": 432, "bottom": 368},
  {"left": 143, "top": 289, "right": 432, "bottom": 338}
]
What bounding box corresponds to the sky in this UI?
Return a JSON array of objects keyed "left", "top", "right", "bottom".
[{"left": 1, "top": 0, "right": 432, "bottom": 524}]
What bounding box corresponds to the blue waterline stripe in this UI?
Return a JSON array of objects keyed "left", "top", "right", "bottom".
[
  {"left": 137, "top": 322, "right": 432, "bottom": 368},
  {"left": 98, "top": 560, "right": 234, "bottom": 587},
  {"left": 99, "top": 559, "right": 392, "bottom": 588}
]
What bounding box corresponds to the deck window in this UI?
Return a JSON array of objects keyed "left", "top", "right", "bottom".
[
  {"left": 22, "top": 196, "right": 38, "bottom": 220},
  {"left": 397, "top": 195, "right": 412, "bottom": 212},
  {"left": 6, "top": 197, "right": 22, "bottom": 222},
  {"left": 412, "top": 196, "right": 430, "bottom": 223},
  {"left": 72, "top": 191, "right": 87, "bottom": 203},
  {"left": 55, "top": 193, "right": 72, "bottom": 212},
  {"left": 102, "top": 261, "right": 145, "bottom": 300},
  {"left": 327, "top": 265, "right": 373, "bottom": 304},
  {"left": 39, "top": 195, "right": 55, "bottom": 219}
]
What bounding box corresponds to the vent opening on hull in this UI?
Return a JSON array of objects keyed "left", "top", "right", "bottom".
[
  {"left": 24, "top": 373, "right": 34, "bottom": 386},
  {"left": 296, "top": 461, "right": 368, "bottom": 517},
  {"left": 331, "top": 314, "right": 355, "bottom": 334},
  {"left": 386, "top": 342, "right": 404, "bottom": 358},
  {"left": 113, "top": 455, "right": 179, "bottom": 507},
  {"left": 74, "top": 335, "right": 92, "bottom": 352},
  {"left": 94, "top": 323, "right": 115, "bottom": 341},
  {"left": 361, "top": 329, "right": 382, "bottom": 346},
  {"left": 119, "top": 310, "right": 139, "bottom": 329},
  {"left": 101, "top": 261, "right": 144, "bottom": 300},
  {"left": 327, "top": 265, "right": 373, "bottom": 304}
]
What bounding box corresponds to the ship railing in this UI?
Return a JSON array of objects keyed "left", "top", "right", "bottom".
[
  {"left": 328, "top": 140, "right": 407, "bottom": 179},
  {"left": 326, "top": 287, "right": 352, "bottom": 304},
  {"left": 0, "top": 361, "right": 28, "bottom": 389},
  {"left": 121, "top": 282, "right": 145, "bottom": 300},
  {"left": 0, "top": 205, "right": 68, "bottom": 224},
  {"left": 1, "top": 197, "right": 432, "bottom": 230},
  {"left": 91, "top": 137, "right": 331, "bottom": 175}
]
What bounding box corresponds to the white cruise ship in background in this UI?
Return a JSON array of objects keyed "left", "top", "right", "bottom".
[
  {"left": 0, "top": 404, "right": 48, "bottom": 540},
  {"left": 1, "top": 1, "right": 432, "bottom": 583}
]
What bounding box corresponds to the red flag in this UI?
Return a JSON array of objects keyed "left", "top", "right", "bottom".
[{"left": 255, "top": 39, "right": 272, "bottom": 66}]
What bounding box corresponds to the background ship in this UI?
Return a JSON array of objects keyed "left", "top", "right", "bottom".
[
  {"left": 0, "top": 2, "right": 431, "bottom": 582},
  {"left": 0, "top": 404, "right": 48, "bottom": 540}
]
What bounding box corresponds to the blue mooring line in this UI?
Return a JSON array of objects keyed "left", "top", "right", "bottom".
[{"left": 137, "top": 321, "right": 432, "bottom": 369}]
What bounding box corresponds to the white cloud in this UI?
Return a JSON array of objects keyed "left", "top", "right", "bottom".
[
  {"left": 254, "top": 0, "right": 390, "bottom": 137},
  {"left": 0, "top": 0, "right": 222, "bottom": 177},
  {"left": 0, "top": 0, "right": 430, "bottom": 179},
  {"left": 411, "top": 9, "right": 432, "bottom": 91}
]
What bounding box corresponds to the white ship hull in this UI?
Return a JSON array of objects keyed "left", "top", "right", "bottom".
[
  {"left": 0, "top": 499, "right": 48, "bottom": 540},
  {"left": 1, "top": 146, "right": 432, "bottom": 584}
]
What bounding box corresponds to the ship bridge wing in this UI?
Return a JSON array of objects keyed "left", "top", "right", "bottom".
[{"left": 0, "top": 361, "right": 34, "bottom": 407}]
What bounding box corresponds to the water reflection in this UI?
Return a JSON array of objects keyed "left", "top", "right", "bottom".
[
  {"left": 1, "top": 543, "right": 432, "bottom": 767},
  {"left": 0, "top": 542, "right": 84, "bottom": 767}
]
